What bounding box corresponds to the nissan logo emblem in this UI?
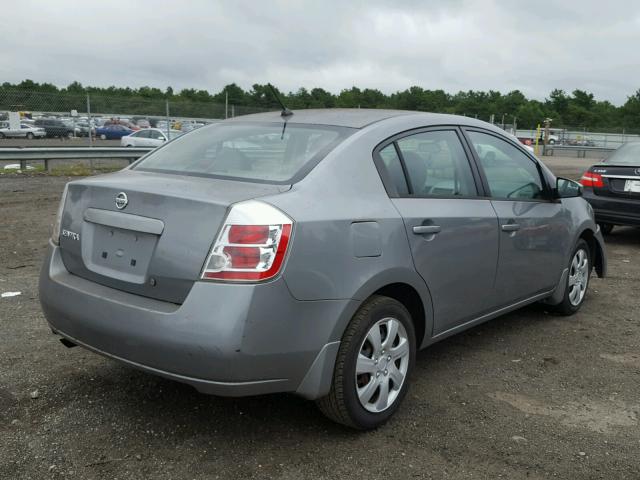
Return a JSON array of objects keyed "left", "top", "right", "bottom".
[{"left": 115, "top": 192, "right": 128, "bottom": 210}]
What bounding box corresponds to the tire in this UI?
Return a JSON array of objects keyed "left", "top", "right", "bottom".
[
  {"left": 316, "top": 295, "right": 416, "bottom": 430},
  {"left": 599, "top": 223, "right": 614, "bottom": 235},
  {"left": 549, "top": 139, "right": 556, "bottom": 145},
  {"left": 100, "top": 134, "right": 107, "bottom": 140},
  {"left": 26, "top": 132, "right": 34, "bottom": 139},
  {"left": 67, "top": 131, "right": 74, "bottom": 139},
  {"left": 550, "top": 239, "right": 591, "bottom": 316},
  {"left": 0, "top": 132, "right": 5, "bottom": 139}
]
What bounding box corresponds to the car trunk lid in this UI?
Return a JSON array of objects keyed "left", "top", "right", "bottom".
[
  {"left": 591, "top": 164, "right": 640, "bottom": 198},
  {"left": 58, "top": 170, "right": 289, "bottom": 303}
]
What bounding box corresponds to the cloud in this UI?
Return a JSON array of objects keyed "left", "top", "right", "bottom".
[{"left": 0, "top": 0, "right": 638, "bottom": 104}]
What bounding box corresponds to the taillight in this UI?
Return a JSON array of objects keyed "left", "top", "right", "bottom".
[
  {"left": 201, "top": 200, "right": 293, "bottom": 282},
  {"left": 580, "top": 172, "right": 604, "bottom": 188}
]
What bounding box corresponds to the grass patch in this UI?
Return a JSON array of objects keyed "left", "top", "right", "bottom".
[
  {"left": 49, "top": 165, "right": 124, "bottom": 176},
  {"left": 0, "top": 164, "right": 123, "bottom": 176}
]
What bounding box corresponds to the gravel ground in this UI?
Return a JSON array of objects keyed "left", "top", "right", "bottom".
[{"left": 1, "top": 157, "right": 639, "bottom": 479}]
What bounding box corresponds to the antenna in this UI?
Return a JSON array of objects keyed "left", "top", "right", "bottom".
[{"left": 268, "top": 84, "right": 293, "bottom": 117}]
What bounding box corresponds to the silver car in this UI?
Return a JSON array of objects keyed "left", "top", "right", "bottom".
[
  {"left": 40, "top": 109, "right": 607, "bottom": 429},
  {"left": 0, "top": 122, "right": 46, "bottom": 139}
]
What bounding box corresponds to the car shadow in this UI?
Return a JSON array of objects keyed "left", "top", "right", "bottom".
[
  {"left": 46, "top": 300, "right": 556, "bottom": 440},
  {"left": 601, "top": 225, "right": 640, "bottom": 247}
]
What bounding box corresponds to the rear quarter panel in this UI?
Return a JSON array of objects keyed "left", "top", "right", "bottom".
[{"left": 264, "top": 118, "right": 438, "bottom": 343}]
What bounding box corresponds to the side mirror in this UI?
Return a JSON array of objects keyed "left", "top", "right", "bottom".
[{"left": 555, "top": 177, "right": 582, "bottom": 198}]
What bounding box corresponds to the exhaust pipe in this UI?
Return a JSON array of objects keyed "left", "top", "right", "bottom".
[{"left": 59, "top": 338, "right": 78, "bottom": 348}]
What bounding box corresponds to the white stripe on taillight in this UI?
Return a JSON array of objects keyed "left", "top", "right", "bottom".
[{"left": 201, "top": 200, "right": 293, "bottom": 282}]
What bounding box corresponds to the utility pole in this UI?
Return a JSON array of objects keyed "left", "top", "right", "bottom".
[
  {"left": 86, "top": 93, "right": 92, "bottom": 148},
  {"left": 165, "top": 100, "right": 170, "bottom": 139},
  {"left": 543, "top": 117, "right": 552, "bottom": 155},
  {"left": 225, "top": 91, "right": 228, "bottom": 119}
]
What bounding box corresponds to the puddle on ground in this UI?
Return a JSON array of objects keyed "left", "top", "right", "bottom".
[
  {"left": 600, "top": 353, "right": 640, "bottom": 369},
  {"left": 489, "top": 392, "right": 638, "bottom": 434}
]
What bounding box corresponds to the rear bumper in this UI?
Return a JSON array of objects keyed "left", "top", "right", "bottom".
[
  {"left": 39, "top": 242, "right": 354, "bottom": 398},
  {"left": 584, "top": 190, "right": 640, "bottom": 226}
]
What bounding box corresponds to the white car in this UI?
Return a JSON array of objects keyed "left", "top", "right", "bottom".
[
  {"left": 0, "top": 122, "right": 46, "bottom": 139},
  {"left": 120, "top": 128, "right": 183, "bottom": 147}
]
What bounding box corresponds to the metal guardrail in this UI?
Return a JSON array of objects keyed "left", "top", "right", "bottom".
[
  {"left": 0, "top": 147, "right": 154, "bottom": 170},
  {"left": 542, "top": 145, "right": 616, "bottom": 158}
]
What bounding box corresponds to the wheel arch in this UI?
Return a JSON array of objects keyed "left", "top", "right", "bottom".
[
  {"left": 335, "top": 269, "right": 434, "bottom": 349},
  {"left": 578, "top": 227, "right": 606, "bottom": 278}
]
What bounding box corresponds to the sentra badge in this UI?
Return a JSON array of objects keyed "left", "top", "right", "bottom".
[{"left": 61, "top": 229, "right": 80, "bottom": 241}]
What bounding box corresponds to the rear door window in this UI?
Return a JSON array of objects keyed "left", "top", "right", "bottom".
[
  {"left": 135, "top": 122, "right": 353, "bottom": 183},
  {"left": 395, "top": 130, "right": 477, "bottom": 197}
]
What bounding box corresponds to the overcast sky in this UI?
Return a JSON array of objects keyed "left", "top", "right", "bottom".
[{"left": 2, "top": 0, "right": 639, "bottom": 104}]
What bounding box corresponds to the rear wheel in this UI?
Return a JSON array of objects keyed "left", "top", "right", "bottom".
[
  {"left": 100, "top": 134, "right": 107, "bottom": 140},
  {"left": 599, "top": 223, "right": 614, "bottom": 235},
  {"left": 0, "top": 132, "right": 5, "bottom": 139},
  {"left": 316, "top": 295, "right": 416, "bottom": 430},
  {"left": 551, "top": 239, "right": 591, "bottom": 316},
  {"left": 26, "top": 132, "right": 34, "bottom": 139}
]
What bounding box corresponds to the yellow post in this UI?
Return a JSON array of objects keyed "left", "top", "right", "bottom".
[{"left": 534, "top": 124, "right": 541, "bottom": 156}]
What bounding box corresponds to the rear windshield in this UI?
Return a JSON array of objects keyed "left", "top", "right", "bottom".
[
  {"left": 605, "top": 143, "right": 640, "bottom": 165},
  {"left": 134, "top": 122, "right": 354, "bottom": 183}
]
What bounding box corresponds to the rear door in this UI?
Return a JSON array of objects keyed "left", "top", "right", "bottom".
[
  {"left": 376, "top": 128, "right": 500, "bottom": 335},
  {"left": 463, "top": 129, "right": 568, "bottom": 305}
]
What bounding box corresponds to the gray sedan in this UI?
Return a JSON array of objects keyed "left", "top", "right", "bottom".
[{"left": 39, "top": 109, "right": 606, "bottom": 429}]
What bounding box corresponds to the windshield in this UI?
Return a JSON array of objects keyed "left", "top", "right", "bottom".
[
  {"left": 605, "top": 143, "right": 640, "bottom": 165},
  {"left": 134, "top": 122, "right": 353, "bottom": 183}
]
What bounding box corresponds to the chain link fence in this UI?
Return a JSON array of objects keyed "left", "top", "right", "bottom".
[
  {"left": 2, "top": 89, "right": 639, "bottom": 152},
  {"left": 0, "top": 89, "right": 270, "bottom": 146}
]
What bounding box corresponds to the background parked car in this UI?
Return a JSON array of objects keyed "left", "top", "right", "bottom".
[
  {"left": 581, "top": 141, "right": 640, "bottom": 234},
  {"left": 120, "top": 128, "right": 183, "bottom": 147},
  {"left": 95, "top": 124, "right": 134, "bottom": 140},
  {"left": 33, "top": 118, "right": 75, "bottom": 138},
  {"left": 0, "top": 122, "right": 46, "bottom": 139}
]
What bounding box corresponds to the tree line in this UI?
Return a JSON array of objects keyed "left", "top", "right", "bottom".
[{"left": 2, "top": 79, "right": 640, "bottom": 132}]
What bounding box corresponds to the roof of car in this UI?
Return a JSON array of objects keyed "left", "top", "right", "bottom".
[{"left": 226, "top": 108, "right": 494, "bottom": 130}]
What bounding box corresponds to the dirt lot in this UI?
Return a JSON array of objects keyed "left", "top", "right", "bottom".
[{"left": 1, "top": 157, "right": 639, "bottom": 479}]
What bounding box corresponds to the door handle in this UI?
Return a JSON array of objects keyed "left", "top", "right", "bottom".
[
  {"left": 501, "top": 223, "right": 521, "bottom": 232},
  {"left": 413, "top": 225, "right": 441, "bottom": 235}
]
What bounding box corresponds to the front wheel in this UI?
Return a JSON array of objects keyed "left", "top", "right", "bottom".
[
  {"left": 26, "top": 132, "right": 34, "bottom": 139},
  {"left": 551, "top": 239, "right": 591, "bottom": 315},
  {"left": 316, "top": 295, "right": 416, "bottom": 430}
]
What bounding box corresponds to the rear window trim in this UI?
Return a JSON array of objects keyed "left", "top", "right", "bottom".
[{"left": 133, "top": 121, "right": 357, "bottom": 185}]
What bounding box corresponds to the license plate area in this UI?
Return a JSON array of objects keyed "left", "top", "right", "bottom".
[
  {"left": 81, "top": 223, "right": 158, "bottom": 284},
  {"left": 624, "top": 179, "right": 640, "bottom": 193}
]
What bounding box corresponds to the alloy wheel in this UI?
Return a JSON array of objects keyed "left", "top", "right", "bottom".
[
  {"left": 355, "top": 317, "right": 410, "bottom": 413},
  {"left": 568, "top": 248, "right": 589, "bottom": 306}
]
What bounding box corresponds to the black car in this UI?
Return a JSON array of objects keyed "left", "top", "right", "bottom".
[
  {"left": 33, "top": 119, "right": 75, "bottom": 138},
  {"left": 581, "top": 142, "right": 640, "bottom": 234}
]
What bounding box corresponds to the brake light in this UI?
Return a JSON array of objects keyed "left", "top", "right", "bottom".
[
  {"left": 201, "top": 201, "right": 293, "bottom": 282},
  {"left": 580, "top": 172, "right": 604, "bottom": 188}
]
